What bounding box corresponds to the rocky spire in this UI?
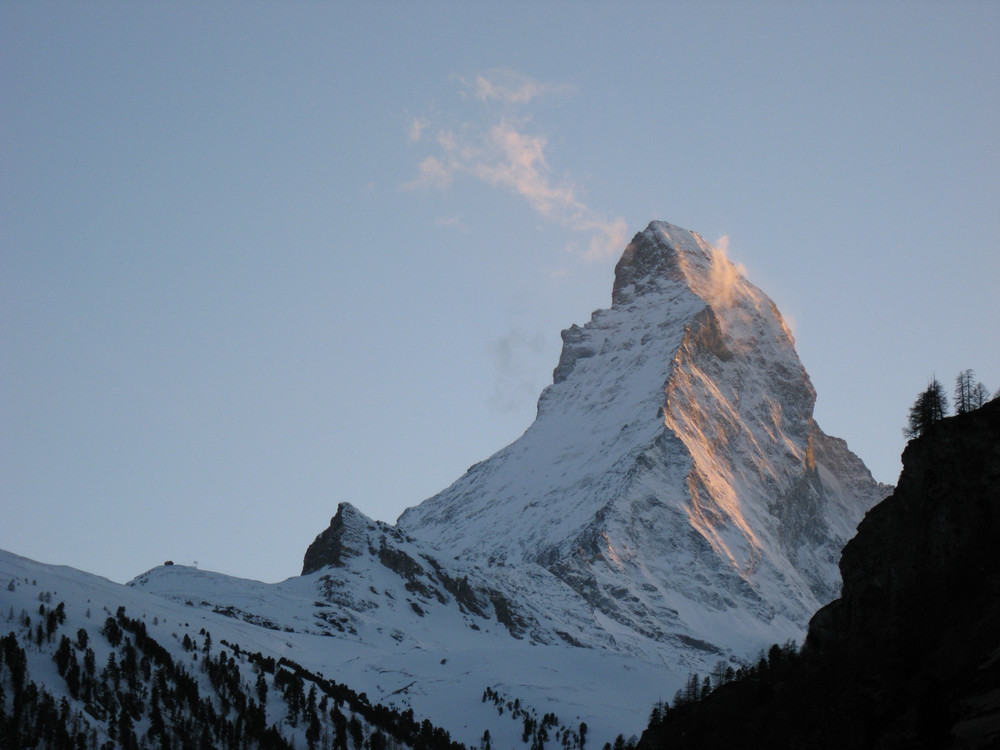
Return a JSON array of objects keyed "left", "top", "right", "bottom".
[{"left": 611, "top": 222, "right": 691, "bottom": 305}]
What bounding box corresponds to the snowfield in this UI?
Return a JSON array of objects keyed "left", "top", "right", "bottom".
[{"left": 2, "top": 549, "right": 671, "bottom": 747}]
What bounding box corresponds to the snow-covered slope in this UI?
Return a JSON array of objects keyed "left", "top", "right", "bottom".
[
  {"left": 2, "top": 221, "right": 890, "bottom": 747},
  {"left": 1, "top": 548, "right": 666, "bottom": 748}
]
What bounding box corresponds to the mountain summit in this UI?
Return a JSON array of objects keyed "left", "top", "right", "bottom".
[
  {"left": 390, "top": 221, "right": 887, "bottom": 654},
  {"left": 294, "top": 222, "right": 889, "bottom": 684}
]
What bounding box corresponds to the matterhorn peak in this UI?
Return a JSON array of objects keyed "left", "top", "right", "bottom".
[
  {"left": 612, "top": 221, "right": 748, "bottom": 312},
  {"left": 394, "top": 220, "right": 887, "bottom": 655},
  {"left": 612, "top": 221, "right": 702, "bottom": 304}
]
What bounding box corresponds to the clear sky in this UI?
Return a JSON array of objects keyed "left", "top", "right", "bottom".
[{"left": 3, "top": 2, "right": 998, "bottom": 584}]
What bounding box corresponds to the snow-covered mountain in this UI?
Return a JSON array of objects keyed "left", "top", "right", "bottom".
[
  {"left": 1, "top": 221, "right": 889, "bottom": 747},
  {"left": 395, "top": 221, "right": 888, "bottom": 650},
  {"left": 286, "top": 221, "right": 887, "bottom": 731}
]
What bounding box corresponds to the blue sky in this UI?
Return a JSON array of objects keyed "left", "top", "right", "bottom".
[{"left": 3, "top": 2, "right": 998, "bottom": 583}]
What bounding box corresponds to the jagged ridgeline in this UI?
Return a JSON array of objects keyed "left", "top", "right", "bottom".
[{"left": 2, "top": 221, "right": 890, "bottom": 747}]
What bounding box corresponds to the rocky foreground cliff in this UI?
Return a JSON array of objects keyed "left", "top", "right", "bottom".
[{"left": 639, "top": 398, "right": 1000, "bottom": 749}]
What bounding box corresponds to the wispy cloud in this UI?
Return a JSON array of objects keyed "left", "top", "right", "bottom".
[
  {"left": 406, "top": 155, "right": 456, "bottom": 190},
  {"left": 465, "top": 69, "right": 573, "bottom": 105},
  {"left": 408, "top": 117, "right": 430, "bottom": 143},
  {"left": 406, "top": 71, "right": 626, "bottom": 261},
  {"left": 434, "top": 215, "right": 465, "bottom": 230}
]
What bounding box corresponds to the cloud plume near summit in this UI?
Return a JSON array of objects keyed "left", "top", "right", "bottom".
[{"left": 406, "top": 71, "right": 626, "bottom": 261}]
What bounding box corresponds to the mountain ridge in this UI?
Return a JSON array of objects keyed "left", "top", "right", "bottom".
[{"left": 285, "top": 222, "right": 890, "bottom": 694}]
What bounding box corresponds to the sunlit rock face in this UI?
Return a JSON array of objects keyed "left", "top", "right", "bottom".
[{"left": 397, "top": 221, "right": 890, "bottom": 661}]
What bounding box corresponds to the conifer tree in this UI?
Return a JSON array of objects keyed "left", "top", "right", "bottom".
[
  {"left": 149, "top": 685, "right": 166, "bottom": 738},
  {"left": 955, "top": 369, "right": 974, "bottom": 413},
  {"left": 307, "top": 713, "right": 322, "bottom": 750},
  {"left": 648, "top": 703, "right": 662, "bottom": 727},
  {"left": 54, "top": 635, "right": 73, "bottom": 676},
  {"left": 256, "top": 671, "right": 268, "bottom": 705},
  {"left": 971, "top": 381, "right": 991, "bottom": 409},
  {"left": 683, "top": 672, "right": 700, "bottom": 704},
  {"left": 905, "top": 378, "right": 948, "bottom": 437}
]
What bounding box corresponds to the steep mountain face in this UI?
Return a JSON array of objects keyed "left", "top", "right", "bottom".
[
  {"left": 638, "top": 399, "right": 1000, "bottom": 750},
  {"left": 26, "top": 219, "right": 888, "bottom": 746},
  {"left": 387, "top": 221, "right": 887, "bottom": 653}
]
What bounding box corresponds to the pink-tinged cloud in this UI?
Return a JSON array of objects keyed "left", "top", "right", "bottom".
[
  {"left": 407, "top": 71, "right": 624, "bottom": 260},
  {"left": 407, "top": 122, "right": 625, "bottom": 259},
  {"left": 471, "top": 121, "right": 627, "bottom": 260},
  {"left": 434, "top": 215, "right": 465, "bottom": 229},
  {"left": 405, "top": 156, "right": 457, "bottom": 190},
  {"left": 705, "top": 235, "right": 749, "bottom": 310}
]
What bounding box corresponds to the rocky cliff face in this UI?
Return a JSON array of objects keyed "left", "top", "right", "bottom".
[
  {"left": 805, "top": 398, "right": 1000, "bottom": 747},
  {"left": 304, "top": 221, "right": 888, "bottom": 667},
  {"left": 302, "top": 502, "right": 372, "bottom": 573}
]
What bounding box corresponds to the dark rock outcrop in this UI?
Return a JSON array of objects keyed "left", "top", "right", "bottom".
[
  {"left": 302, "top": 503, "right": 371, "bottom": 574},
  {"left": 611, "top": 225, "right": 686, "bottom": 304},
  {"left": 807, "top": 399, "right": 1000, "bottom": 666},
  {"left": 639, "top": 398, "right": 1000, "bottom": 749}
]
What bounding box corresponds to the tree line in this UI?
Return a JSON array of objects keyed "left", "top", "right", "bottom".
[
  {"left": 0, "top": 596, "right": 471, "bottom": 750},
  {"left": 905, "top": 368, "right": 994, "bottom": 438}
]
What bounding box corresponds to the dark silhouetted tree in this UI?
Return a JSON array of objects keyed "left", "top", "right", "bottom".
[
  {"left": 971, "top": 381, "right": 991, "bottom": 409},
  {"left": 905, "top": 378, "right": 948, "bottom": 437},
  {"left": 648, "top": 702, "right": 663, "bottom": 726},
  {"left": 54, "top": 635, "right": 72, "bottom": 676},
  {"left": 256, "top": 671, "right": 268, "bottom": 705},
  {"left": 306, "top": 713, "right": 321, "bottom": 750},
  {"left": 955, "top": 369, "right": 974, "bottom": 413},
  {"left": 348, "top": 714, "right": 363, "bottom": 749}
]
